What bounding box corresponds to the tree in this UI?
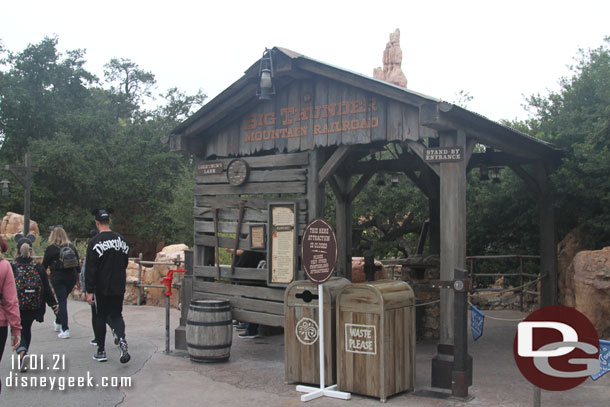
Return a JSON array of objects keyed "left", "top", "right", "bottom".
[
  {"left": 0, "top": 36, "right": 97, "bottom": 161},
  {"left": 526, "top": 37, "right": 610, "bottom": 248},
  {"left": 0, "top": 37, "right": 205, "bottom": 255},
  {"left": 103, "top": 58, "right": 156, "bottom": 119}
]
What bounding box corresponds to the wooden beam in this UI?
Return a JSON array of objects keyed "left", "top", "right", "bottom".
[
  {"left": 194, "top": 265, "right": 267, "bottom": 281},
  {"left": 347, "top": 172, "right": 374, "bottom": 203},
  {"left": 468, "top": 151, "right": 535, "bottom": 170},
  {"left": 404, "top": 140, "right": 440, "bottom": 176},
  {"left": 328, "top": 175, "right": 344, "bottom": 197},
  {"left": 421, "top": 102, "right": 562, "bottom": 162},
  {"left": 509, "top": 164, "right": 540, "bottom": 195},
  {"left": 318, "top": 145, "right": 353, "bottom": 185},
  {"left": 465, "top": 137, "right": 477, "bottom": 165},
  {"left": 438, "top": 129, "right": 467, "bottom": 345},
  {"left": 334, "top": 173, "right": 352, "bottom": 281},
  {"left": 535, "top": 164, "right": 558, "bottom": 307}
]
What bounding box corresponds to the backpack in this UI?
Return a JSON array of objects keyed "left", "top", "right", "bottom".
[
  {"left": 56, "top": 244, "right": 79, "bottom": 269},
  {"left": 13, "top": 261, "right": 43, "bottom": 310}
]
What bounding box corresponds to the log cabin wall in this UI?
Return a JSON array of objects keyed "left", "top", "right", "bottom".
[{"left": 191, "top": 151, "right": 312, "bottom": 327}]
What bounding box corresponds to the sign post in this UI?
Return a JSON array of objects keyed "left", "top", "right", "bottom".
[{"left": 296, "top": 218, "right": 350, "bottom": 402}]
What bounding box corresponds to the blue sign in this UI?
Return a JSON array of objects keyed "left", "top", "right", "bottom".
[
  {"left": 591, "top": 339, "right": 610, "bottom": 381},
  {"left": 471, "top": 305, "right": 485, "bottom": 341}
]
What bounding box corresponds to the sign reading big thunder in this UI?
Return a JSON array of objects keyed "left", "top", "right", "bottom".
[
  {"left": 202, "top": 80, "right": 429, "bottom": 157},
  {"left": 242, "top": 97, "right": 379, "bottom": 143}
]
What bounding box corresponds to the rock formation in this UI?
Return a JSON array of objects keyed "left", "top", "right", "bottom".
[
  {"left": 373, "top": 28, "right": 408, "bottom": 88},
  {"left": 570, "top": 246, "right": 610, "bottom": 339},
  {"left": 557, "top": 226, "right": 589, "bottom": 307},
  {"left": 1, "top": 212, "right": 40, "bottom": 239},
  {"left": 351, "top": 257, "right": 388, "bottom": 283},
  {"left": 143, "top": 244, "right": 189, "bottom": 308}
]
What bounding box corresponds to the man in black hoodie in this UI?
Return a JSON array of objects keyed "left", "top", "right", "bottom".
[{"left": 85, "top": 209, "right": 130, "bottom": 364}]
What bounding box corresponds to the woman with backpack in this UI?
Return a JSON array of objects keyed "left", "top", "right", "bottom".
[
  {"left": 42, "top": 226, "right": 80, "bottom": 339},
  {"left": 13, "top": 234, "right": 58, "bottom": 371},
  {"left": 1, "top": 237, "right": 21, "bottom": 388}
]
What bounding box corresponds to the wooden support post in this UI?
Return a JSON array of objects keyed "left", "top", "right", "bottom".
[
  {"left": 137, "top": 253, "right": 143, "bottom": 306},
  {"left": 307, "top": 150, "right": 326, "bottom": 220},
  {"left": 175, "top": 249, "right": 193, "bottom": 351},
  {"left": 432, "top": 129, "right": 467, "bottom": 389},
  {"left": 334, "top": 173, "right": 352, "bottom": 281},
  {"left": 306, "top": 150, "right": 327, "bottom": 282},
  {"left": 535, "top": 164, "right": 558, "bottom": 306}
]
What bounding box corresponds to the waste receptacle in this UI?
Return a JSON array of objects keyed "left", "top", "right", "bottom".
[
  {"left": 284, "top": 277, "right": 350, "bottom": 386},
  {"left": 336, "top": 280, "right": 415, "bottom": 402}
]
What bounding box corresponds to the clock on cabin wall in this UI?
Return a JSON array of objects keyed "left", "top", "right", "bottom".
[{"left": 226, "top": 158, "right": 250, "bottom": 186}]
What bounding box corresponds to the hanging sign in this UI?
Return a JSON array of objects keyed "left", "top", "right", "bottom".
[
  {"left": 268, "top": 204, "right": 297, "bottom": 285},
  {"left": 591, "top": 339, "right": 610, "bottom": 381},
  {"left": 424, "top": 147, "right": 463, "bottom": 163},
  {"left": 196, "top": 161, "right": 223, "bottom": 175},
  {"left": 471, "top": 305, "right": 485, "bottom": 341},
  {"left": 301, "top": 218, "right": 337, "bottom": 284}
]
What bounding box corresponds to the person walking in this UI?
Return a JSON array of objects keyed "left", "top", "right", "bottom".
[
  {"left": 0, "top": 237, "right": 21, "bottom": 392},
  {"left": 12, "top": 234, "right": 58, "bottom": 372},
  {"left": 42, "top": 226, "right": 80, "bottom": 339},
  {"left": 85, "top": 209, "right": 131, "bottom": 364}
]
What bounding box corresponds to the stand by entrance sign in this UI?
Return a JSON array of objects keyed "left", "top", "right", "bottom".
[
  {"left": 424, "top": 147, "right": 463, "bottom": 163},
  {"left": 296, "top": 218, "right": 349, "bottom": 402},
  {"left": 302, "top": 218, "right": 337, "bottom": 284}
]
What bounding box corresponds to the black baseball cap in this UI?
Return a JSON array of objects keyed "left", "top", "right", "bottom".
[{"left": 91, "top": 208, "right": 113, "bottom": 221}]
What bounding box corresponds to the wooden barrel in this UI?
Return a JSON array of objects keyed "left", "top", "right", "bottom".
[{"left": 186, "top": 299, "right": 232, "bottom": 363}]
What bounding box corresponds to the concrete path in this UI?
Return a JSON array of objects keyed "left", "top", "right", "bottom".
[{"left": 1, "top": 300, "right": 608, "bottom": 406}]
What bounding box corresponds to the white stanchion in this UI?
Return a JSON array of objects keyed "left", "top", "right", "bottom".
[{"left": 296, "top": 283, "right": 351, "bottom": 402}]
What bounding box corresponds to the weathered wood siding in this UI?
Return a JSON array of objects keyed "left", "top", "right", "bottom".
[
  {"left": 192, "top": 151, "right": 313, "bottom": 326},
  {"left": 202, "top": 78, "right": 427, "bottom": 158}
]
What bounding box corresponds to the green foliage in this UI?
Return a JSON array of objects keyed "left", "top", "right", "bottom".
[
  {"left": 526, "top": 37, "right": 610, "bottom": 247},
  {"left": 0, "top": 37, "right": 205, "bottom": 254}
]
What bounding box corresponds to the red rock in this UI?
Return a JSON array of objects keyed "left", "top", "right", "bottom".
[
  {"left": 1, "top": 212, "right": 40, "bottom": 239},
  {"left": 373, "top": 29, "right": 408, "bottom": 88},
  {"left": 572, "top": 247, "right": 610, "bottom": 339},
  {"left": 351, "top": 257, "right": 388, "bottom": 283}
]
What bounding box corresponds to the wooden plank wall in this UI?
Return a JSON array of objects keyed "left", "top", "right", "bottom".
[
  {"left": 192, "top": 151, "right": 311, "bottom": 327},
  {"left": 203, "top": 78, "right": 426, "bottom": 158}
]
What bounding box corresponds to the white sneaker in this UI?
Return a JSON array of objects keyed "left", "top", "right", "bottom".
[
  {"left": 53, "top": 321, "right": 61, "bottom": 332},
  {"left": 58, "top": 329, "right": 70, "bottom": 339}
]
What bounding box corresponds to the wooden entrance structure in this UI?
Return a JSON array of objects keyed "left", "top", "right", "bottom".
[{"left": 169, "top": 47, "right": 562, "bottom": 388}]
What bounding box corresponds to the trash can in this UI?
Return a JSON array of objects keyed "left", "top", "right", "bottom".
[
  {"left": 336, "top": 280, "right": 415, "bottom": 402},
  {"left": 284, "top": 277, "right": 350, "bottom": 386},
  {"left": 186, "top": 299, "right": 232, "bottom": 363}
]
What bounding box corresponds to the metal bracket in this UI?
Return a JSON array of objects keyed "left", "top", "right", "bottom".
[{"left": 431, "top": 279, "right": 470, "bottom": 292}]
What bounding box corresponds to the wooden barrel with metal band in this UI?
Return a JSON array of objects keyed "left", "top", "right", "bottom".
[{"left": 186, "top": 299, "right": 232, "bottom": 363}]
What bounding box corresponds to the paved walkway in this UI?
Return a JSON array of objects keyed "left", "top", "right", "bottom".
[{"left": 1, "top": 300, "right": 608, "bottom": 406}]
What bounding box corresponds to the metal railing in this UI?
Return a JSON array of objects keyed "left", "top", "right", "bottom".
[
  {"left": 129, "top": 253, "right": 184, "bottom": 306},
  {"left": 380, "top": 254, "right": 541, "bottom": 311},
  {"left": 468, "top": 254, "right": 540, "bottom": 311}
]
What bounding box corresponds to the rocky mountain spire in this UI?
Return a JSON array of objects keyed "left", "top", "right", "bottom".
[{"left": 373, "top": 28, "right": 407, "bottom": 88}]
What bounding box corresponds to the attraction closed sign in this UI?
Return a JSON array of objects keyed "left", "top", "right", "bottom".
[{"left": 301, "top": 218, "right": 337, "bottom": 284}]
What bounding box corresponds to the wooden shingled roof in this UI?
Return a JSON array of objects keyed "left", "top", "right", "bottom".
[{"left": 171, "top": 47, "right": 562, "bottom": 164}]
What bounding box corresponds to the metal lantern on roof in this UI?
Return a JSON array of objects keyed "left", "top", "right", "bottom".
[
  {"left": 490, "top": 167, "right": 501, "bottom": 184},
  {"left": 257, "top": 48, "right": 275, "bottom": 100},
  {"left": 390, "top": 173, "right": 399, "bottom": 187},
  {"left": 479, "top": 164, "right": 489, "bottom": 181},
  {"left": 1, "top": 179, "right": 9, "bottom": 196}
]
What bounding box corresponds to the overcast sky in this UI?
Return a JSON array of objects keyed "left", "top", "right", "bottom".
[{"left": 1, "top": 0, "right": 608, "bottom": 122}]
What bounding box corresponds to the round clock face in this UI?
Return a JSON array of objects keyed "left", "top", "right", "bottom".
[{"left": 226, "top": 159, "right": 249, "bottom": 186}]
